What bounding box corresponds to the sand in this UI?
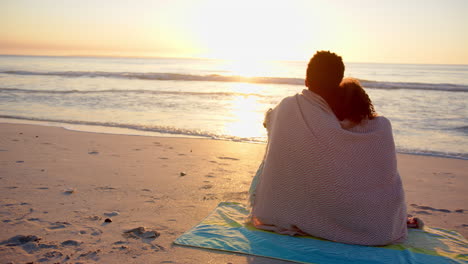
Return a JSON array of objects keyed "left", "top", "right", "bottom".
[{"left": 0, "top": 123, "right": 466, "bottom": 263}]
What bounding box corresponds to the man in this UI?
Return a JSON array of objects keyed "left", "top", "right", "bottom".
[{"left": 250, "top": 51, "right": 408, "bottom": 246}]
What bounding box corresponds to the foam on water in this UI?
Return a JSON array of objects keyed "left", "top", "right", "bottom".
[
  {"left": 2, "top": 70, "right": 467, "bottom": 92},
  {"left": 1, "top": 114, "right": 467, "bottom": 160}
]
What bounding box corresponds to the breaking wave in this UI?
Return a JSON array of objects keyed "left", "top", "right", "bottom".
[{"left": 2, "top": 70, "right": 467, "bottom": 92}]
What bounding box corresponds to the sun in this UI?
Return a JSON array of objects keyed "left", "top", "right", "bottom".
[{"left": 189, "top": 0, "right": 312, "bottom": 63}]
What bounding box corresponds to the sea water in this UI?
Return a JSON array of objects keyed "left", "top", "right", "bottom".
[{"left": 0, "top": 55, "right": 467, "bottom": 159}]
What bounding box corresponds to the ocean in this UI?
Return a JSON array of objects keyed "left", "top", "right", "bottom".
[{"left": 0, "top": 55, "right": 467, "bottom": 159}]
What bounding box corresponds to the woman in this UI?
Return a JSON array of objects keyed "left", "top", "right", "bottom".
[{"left": 249, "top": 76, "right": 410, "bottom": 246}]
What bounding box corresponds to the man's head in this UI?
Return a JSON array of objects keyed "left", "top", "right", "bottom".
[{"left": 305, "top": 51, "right": 345, "bottom": 94}]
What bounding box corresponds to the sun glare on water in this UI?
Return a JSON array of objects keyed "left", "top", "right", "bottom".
[{"left": 223, "top": 88, "right": 266, "bottom": 140}]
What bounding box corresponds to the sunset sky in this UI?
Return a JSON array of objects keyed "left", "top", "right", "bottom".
[{"left": 1, "top": 0, "right": 467, "bottom": 64}]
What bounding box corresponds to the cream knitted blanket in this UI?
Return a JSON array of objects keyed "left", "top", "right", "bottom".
[{"left": 251, "top": 89, "right": 407, "bottom": 246}]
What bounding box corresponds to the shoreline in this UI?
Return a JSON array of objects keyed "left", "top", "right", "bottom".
[
  {"left": 1, "top": 118, "right": 467, "bottom": 161},
  {"left": 0, "top": 123, "right": 467, "bottom": 263}
]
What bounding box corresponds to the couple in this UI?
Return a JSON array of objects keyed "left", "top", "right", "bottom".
[{"left": 249, "top": 51, "right": 419, "bottom": 246}]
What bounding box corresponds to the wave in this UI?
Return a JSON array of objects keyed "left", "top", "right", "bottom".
[
  {"left": 2, "top": 70, "right": 467, "bottom": 92},
  {"left": 1, "top": 115, "right": 467, "bottom": 160},
  {"left": 358, "top": 80, "right": 468, "bottom": 92},
  {"left": 1, "top": 70, "right": 304, "bottom": 85},
  {"left": 397, "top": 148, "right": 468, "bottom": 161},
  {"left": 0, "top": 87, "right": 265, "bottom": 98},
  {"left": 0, "top": 115, "right": 259, "bottom": 143},
  {"left": 451, "top": 125, "right": 468, "bottom": 134}
]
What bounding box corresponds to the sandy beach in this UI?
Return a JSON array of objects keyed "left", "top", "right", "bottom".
[{"left": 0, "top": 122, "right": 466, "bottom": 263}]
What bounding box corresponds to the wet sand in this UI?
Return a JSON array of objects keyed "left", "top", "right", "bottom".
[{"left": 0, "top": 123, "right": 466, "bottom": 263}]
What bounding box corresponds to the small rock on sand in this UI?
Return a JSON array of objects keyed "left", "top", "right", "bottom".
[
  {"left": 63, "top": 188, "right": 76, "bottom": 194},
  {"left": 104, "top": 218, "right": 112, "bottom": 223},
  {"left": 180, "top": 172, "right": 186, "bottom": 176}
]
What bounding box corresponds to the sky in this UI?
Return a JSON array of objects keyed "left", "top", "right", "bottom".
[{"left": 1, "top": 0, "right": 467, "bottom": 64}]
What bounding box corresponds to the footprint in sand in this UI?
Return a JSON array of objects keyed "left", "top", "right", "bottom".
[
  {"left": 87, "top": 215, "right": 102, "bottom": 221},
  {"left": 39, "top": 250, "right": 64, "bottom": 262},
  {"left": 47, "top": 221, "right": 71, "bottom": 230},
  {"left": 203, "top": 193, "right": 218, "bottom": 200},
  {"left": 433, "top": 172, "right": 455, "bottom": 177},
  {"left": 217, "top": 156, "right": 240, "bottom": 161},
  {"left": 413, "top": 211, "right": 432, "bottom": 215},
  {"left": 200, "top": 184, "right": 213, "bottom": 190},
  {"left": 410, "top": 204, "right": 452, "bottom": 213},
  {"left": 223, "top": 191, "right": 248, "bottom": 200},
  {"left": 78, "top": 250, "right": 101, "bottom": 261},
  {"left": 104, "top": 211, "right": 120, "bottom": 217},
  {"left": 1, "top": 235, "right": 60, "bottom": 255},
  {"left": 61, "top": 240, "right": 82, "bottom": 246},
  {"left": 0, "top": 235, "right": 40, "bottom": 246},
  {"left": 113, "top": 240, "right": 129, "bottom": 245},
  {"left": 79, "top": 226, "right": 103, "bottom": 236},
  {"left": 216, "top": 168, "right": 235, "bottom": 174},
  {"left": 95, "top": 186, "right": 116, "bottom": 191}
]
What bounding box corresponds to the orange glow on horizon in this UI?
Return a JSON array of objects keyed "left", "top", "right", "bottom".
[{"left": 1, "top": 0, "right": 467, "bottom": 64}]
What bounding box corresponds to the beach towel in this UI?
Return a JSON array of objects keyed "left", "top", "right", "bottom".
[
  {"left": 174, "top": 202, "right": 468, "bottom": 264},
  {"left": 251, "top": 89, "right": 407, "bottom": 245}
]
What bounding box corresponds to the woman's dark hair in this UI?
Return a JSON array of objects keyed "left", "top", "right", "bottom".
[{"left": 333, "top": 78, "right": 376, "bottom": 124}]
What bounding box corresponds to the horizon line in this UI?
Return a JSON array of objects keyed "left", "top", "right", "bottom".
[{"left": 1, "top": 53, "right": 467, "bottom": 66}]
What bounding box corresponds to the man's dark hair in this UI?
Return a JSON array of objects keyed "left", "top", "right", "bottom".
[
  {"left": 306, "top": 50, "right": 345, "bottom": 94},
  {"left": 306, "top": 51, "right": 345, "bottom": 113}
]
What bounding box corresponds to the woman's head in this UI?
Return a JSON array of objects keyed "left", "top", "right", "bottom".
[{"left": 334, "top": 78, "right": 376, "bottom": 124}]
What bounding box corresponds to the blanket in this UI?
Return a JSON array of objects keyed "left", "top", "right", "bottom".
[
  {"left": 251, "top": 89, "right": 407, "bottom": 245},
  {"left": 174, "top": 202, "right": 468, "bottom": 264}
]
